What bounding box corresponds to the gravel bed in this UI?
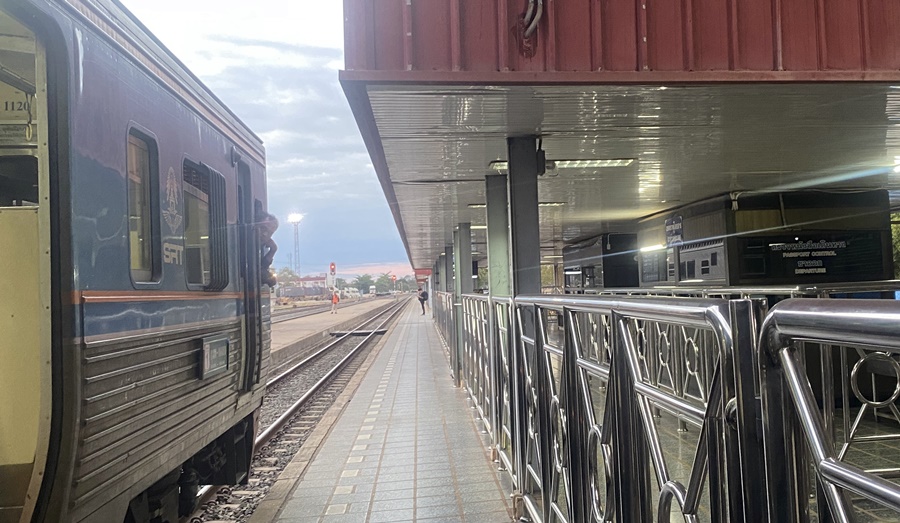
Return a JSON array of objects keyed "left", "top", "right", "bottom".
[{"left": 190, "top": 304, "right": 403, "bottom": 523}]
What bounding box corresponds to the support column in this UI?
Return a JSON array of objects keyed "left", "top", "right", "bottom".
[
  {"left": 443, "top": 245, "right": 454, "bottom": 293},
  {"left": 433, "top": 258, "right": 442, "bottom": 295},
  {"left": 506, "top": 136, "right": 542, "bottom": 513},
  {"left": 486, "top": 174, "right": 511, "bottom": 297},
  {"left": 453, "top": 224, "right": 473, "bottom": 387},
  {"left": 507, "top": 136, "right": 541, "bottom": 296}
]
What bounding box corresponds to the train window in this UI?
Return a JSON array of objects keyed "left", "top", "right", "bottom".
[
  {"left": 183, "top": 160, "right": 228, "bottom": 290},
  {"left": 127, "top": 131, "right": 159, "bottom": 282},
  {"left": 0, "top": 155, "right": 38, "bottom": 206}
]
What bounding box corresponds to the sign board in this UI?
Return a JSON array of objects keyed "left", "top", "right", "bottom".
[
  {"left": 199, "top": 335, "right": 230, "bottom": 379},
  {"left": 665, "top": 215, "right": 683, "bottom": 246},
  {"left": 735, "top": 232, "right": 888, "bottom": 284}
]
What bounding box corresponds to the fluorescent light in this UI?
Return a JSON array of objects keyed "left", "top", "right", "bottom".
[
  {"left": 553, "top": 159, "right": 634, "bottom": 168},
  {"left": 681, "top": 279, "right": 704, "bottom": 283},
  {"left": 564, "top": 270, "right": 581, "bottom": 275},
  {"left": 470, "top": 225, "right": 487, "bottom": 230},
  {"left": 472, "top": 274, "right": 478, "bottom": 278},
  {"left": 544, "top": 255, "right": 563, "bottom": 259},
  {"left": 471, "top": 202, "right": 564, "bottom": 208},
  {"left": 489, "top": 158, "right": 634, "bottom": 172},
  {"left": 640, "top": 244, "right": 665, "bottom": 253}
]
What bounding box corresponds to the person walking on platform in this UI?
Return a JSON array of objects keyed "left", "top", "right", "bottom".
[
  {"left": 331, "top": 290, "right": 340, "bottom": 314},
  {"left": 417, "top": 287, "right": 428, "bottom": 315}
]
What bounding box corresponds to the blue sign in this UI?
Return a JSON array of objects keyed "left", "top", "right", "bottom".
[{"left": 665, "top": 215, "right": 683, "bottom": 246}]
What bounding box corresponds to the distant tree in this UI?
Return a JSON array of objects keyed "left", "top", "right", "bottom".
[
  {"left": 400, "top": 275, "right": 415, "bottom": 292},
  {"left": 277, "top": 267, "right": 299, "bottom": 285},
  {"left": 352, "top": 274, "right": 375, "bottom": 293},
  {"left": 477, "top": 266, "right": 489, "bottom": 290},
  {"left": 335, "top": 277, "right": 347, "bottom": 289},
  {"left": 375, "top": 272, "right": 393, "bottom": 293},
  {"left": 541, "top": 264, "right": 557, "bottom": 288},
  {"left": 892, "top": 213, "right": 900, "bottom": 279}
]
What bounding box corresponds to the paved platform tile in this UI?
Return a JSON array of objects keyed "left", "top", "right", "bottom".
[{"left": 272, "top": 306, "right": 513, "bottom": 523}]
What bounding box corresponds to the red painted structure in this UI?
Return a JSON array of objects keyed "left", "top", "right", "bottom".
[
  {"left": 340, "top": 0, "right": 900, "bottom": 270},
  {"left": 344, "top": 0, "right": 900, "bottom": 78}
]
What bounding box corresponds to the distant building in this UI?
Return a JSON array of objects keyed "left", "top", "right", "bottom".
[
  {"left": 297, "top": 274, "right": 328, "bottom": 289},
  {"left": 278, "top": 274, "right": 328, "bottom": 298}
]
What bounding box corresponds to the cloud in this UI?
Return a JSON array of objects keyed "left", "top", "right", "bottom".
[
  {"left": 339, "top": 262, "right": 415, "bottom": 279},
  {"left": 120, "top": 0, "right": 410, "bottom": 275}
]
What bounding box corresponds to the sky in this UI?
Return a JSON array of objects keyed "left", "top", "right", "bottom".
[{"left": 119, "top": 0, "right": 412, "bottom": 279}]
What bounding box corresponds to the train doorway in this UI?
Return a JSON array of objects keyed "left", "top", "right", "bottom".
[
  {"left": 0, "top": 8, "right": 52, "bottom": 523},
  {"left": 237, "top": 161, "right": 263, "bottom": 391}
]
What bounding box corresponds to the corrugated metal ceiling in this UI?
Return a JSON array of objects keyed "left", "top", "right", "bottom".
[{"left": 367, "top": 83, "right": 900, "bottom": 269}]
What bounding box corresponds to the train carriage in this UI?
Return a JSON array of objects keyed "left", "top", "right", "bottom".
[{"left": 0, "top": 1, "right": 274, "bottom": 521}]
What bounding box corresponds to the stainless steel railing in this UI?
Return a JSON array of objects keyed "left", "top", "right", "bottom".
[
  {"left": 433, "top": 291, "right": 455, "bottom": 362},
  {"left": 760, "top": 298, "right": 900, "bottom": 523},
  {"left": 438, "top": 284, "right": 900, "bottom": 522}
]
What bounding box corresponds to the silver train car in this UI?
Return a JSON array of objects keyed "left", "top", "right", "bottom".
[{"left": 0, "top": 1, "right": 273, "bottom": 521}]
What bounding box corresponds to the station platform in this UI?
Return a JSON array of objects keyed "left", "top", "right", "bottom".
[
  {"left": 252, "top": 303, "right": 514, "bottom": 523},
  {"left": 271, "top": 298, "right": 394, "bottom": 353}
]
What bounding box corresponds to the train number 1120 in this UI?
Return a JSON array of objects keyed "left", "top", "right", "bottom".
[{"left": 3, "top": 101, "right": 30, "bottom": 112}]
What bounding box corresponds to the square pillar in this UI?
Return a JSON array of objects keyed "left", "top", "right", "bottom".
[
  {"left": 443, "top": 245, "right": 454, "bottom": 293},
  {"left": 507, "top": 136, "right": 541, "bottom": 296},
  {"left": 486, "top": 174, "right": 511, "bottom": 297},
  {"left": 453, "top": 224, "right": 473, "bottom": 387}
]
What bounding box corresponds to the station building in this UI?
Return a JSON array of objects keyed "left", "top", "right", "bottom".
[{"left": 338, "top": 2, "right": 900, "bottom": 522}]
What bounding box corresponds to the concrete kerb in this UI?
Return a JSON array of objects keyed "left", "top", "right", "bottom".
[{"left": 248, "top": 300, "right": 413, "bottom": 523}]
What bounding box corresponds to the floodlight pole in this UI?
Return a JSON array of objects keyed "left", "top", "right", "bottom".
[
  {"left": 292, "top": 222, "right": 300, "bottom": 275},
  {"left": 287, "top": 214, "right": 303, "bottom": 277}
]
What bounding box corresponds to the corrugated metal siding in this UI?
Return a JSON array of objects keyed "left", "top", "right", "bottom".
[
  {"left": 72, "top": 322, "right": 245, "bottom": 518},
  {"left": 345, "top": 0, "right": 900, "bottom": 74}
]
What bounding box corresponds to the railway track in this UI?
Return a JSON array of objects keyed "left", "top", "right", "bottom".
[
  {"left": 269, "top": 297, "right": 379, "bottom": 324},
  {"left": 185, "top": 298, "right": 409, "bottom": 522}
]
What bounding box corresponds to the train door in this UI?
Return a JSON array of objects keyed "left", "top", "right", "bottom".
[
  {"left": 237, "top": 161, "right": 263, "bottom": 390},
  {"left": 0, "top": 8, "right": 52, "bottom": 523}
]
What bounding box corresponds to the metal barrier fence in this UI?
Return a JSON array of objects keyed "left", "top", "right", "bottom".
[
  {"left": 433, "top": 291, "right": 455, "bottom": 364},
  {"left": 432, "top": 285, "right": 900, "bottom": 522}
]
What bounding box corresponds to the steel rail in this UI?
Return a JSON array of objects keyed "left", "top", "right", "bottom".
[
  {"left": 256, "top": 299, "right": 408, "bottom": 446},
  {"left": 271, "top": 297, "right": 382, "bottom": 324},
  {"left": 190, "top": 299, "right": 409, "bottom": 518},
  {"left": 266, "top": 301, "right": 400, "bottom": 387}
]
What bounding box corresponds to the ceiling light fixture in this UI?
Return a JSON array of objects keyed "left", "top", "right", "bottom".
[
  {"left": 543, "top": 255, "right": 563, "bottom": 259},
  {"left": 469, "top": 202, "right": 565, "bottom": 208},
  {"left": 640, "top": 244, "right": 666, "bottom": 253},
  {"left": 470, "top": 225, "right": 487, "bottom": 230},
  {"left": 489, "top": 158, "right": 634, "bottom": 172}
]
